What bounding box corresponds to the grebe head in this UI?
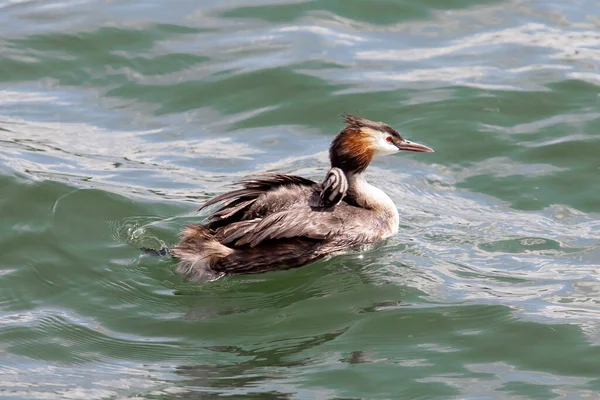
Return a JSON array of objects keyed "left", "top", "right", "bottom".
[{"left": 329, "top": 114, "right": 433, "bottom": 173}]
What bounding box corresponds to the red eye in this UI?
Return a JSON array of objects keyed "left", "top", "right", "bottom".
[{"left": 386, "top": 136, "right": 393, "bottom": 143}]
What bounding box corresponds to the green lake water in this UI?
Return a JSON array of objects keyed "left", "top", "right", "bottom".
[{"left": 1, "top": 0, "right": 600, "bottom": 398}]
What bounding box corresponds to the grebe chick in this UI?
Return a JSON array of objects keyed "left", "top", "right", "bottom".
[{"left": 172, "top": 114, "right": 433, "bottom": 281}]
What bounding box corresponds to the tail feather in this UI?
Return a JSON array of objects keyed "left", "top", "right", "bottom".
[{"left": 171, "top": 225, "right": 234, "bottom": 282}]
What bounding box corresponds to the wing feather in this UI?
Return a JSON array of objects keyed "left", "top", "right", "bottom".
[
  {"left": 207, "top": 198, "right": 257, "bottom": 222},
  {"left": 216, "top": 218, "right": 262, "bottom": 244},
  {"left": 232, "top": 208, "right": 344, "bottom": 247},
  {"left": 199, "top": 173, "right": 317, "bottom": 227}
]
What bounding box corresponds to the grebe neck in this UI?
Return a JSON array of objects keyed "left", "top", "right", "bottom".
[
  {"left": 346, "top": 173, "right": 392, "bottom": 210},
  {"left": 346, "top": 172, "right": 399, "bottom": 236}
]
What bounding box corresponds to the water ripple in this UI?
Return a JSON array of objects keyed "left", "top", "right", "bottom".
[{"left": 1, "top": 0, "right": 600, "bottom": 398}]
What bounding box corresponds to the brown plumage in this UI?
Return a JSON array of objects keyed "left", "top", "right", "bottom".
[{"left": 170, "top": 115, "right": 434, "bottom": 281}]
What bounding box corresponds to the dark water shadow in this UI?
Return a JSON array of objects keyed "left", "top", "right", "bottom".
[{"left": 164, "top": 327, "right": 350, "bottom": 398}]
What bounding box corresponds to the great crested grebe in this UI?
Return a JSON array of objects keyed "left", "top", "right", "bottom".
[{"left": 171, "top": 114, "right": 433, "bottom": 281}]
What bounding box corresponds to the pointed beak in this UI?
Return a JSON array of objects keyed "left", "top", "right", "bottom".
[{"left": 397, "top": 140, "right": 434, "bottom": 153}]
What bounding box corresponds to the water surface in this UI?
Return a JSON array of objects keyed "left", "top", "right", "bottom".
[{"left": 1, "top": 0, "right": 600, "bottom": 398}]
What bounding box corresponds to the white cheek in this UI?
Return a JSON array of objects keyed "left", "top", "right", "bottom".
[{"left": 373, "top": 136, "right": 399, "bottom": 156}]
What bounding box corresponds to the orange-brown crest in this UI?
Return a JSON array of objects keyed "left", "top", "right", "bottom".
[
  {"left": 330, "top": 126, "right": 377, "bottom": 173},
  {"left": 341, "top": 128, "right": 376, "bottom": 165}
]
